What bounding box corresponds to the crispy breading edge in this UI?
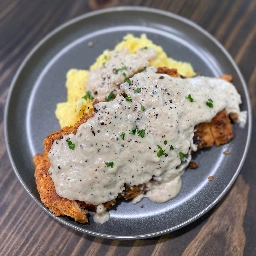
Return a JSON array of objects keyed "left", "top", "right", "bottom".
[
  {"left": 34, "top": 153, "right": 89, "bottom": 223},
  {"left": 156, "top": 67, "right": 182, "bottom": 77},
  {"left": 194, "top": 122, "right": 215, "bottom": 149},
  {"left": 194, "top": 110, "right": 235, "bottom": 149},
  {"left": 210, "top": 109, "right": 234, "bottom": 146},
  {"left": 194, "top": 75, "right": 236, "bottom": 149},
  {"left": 34, "top": 110, "right": 95, "bottom": 223}
]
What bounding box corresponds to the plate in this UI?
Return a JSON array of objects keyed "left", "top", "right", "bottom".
[{"left": 4, "top": 7, "right": 251, "bottom": 239}]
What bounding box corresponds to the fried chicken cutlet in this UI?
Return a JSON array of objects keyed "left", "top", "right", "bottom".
[{"left": 34, "top": 68, "right": 238, "bottom": 223}]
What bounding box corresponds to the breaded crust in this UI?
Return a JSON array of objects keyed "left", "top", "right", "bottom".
[
  {"left": 194, "top": 109, "right": 234, "bottom": 149},
  {"left": 34, "top": 110, "right": 95, "bottom": 223},
  {"left": 34, "top": 152, "right": 89, "bottom": 223},
  {"left": 210, "top": 109, "right": 234, "bottom": 146},
  {"left": 194, "top": 122, "right": 215, "bottom": 149},
  {"left": 34, "top": 68, "right": 236, "bottom": 223},
  {"left": 156, "top": 67, "right": 182, "bottom": 77},
  {"left": 219, "top": 74, "right": 233, "bottom": 83}
]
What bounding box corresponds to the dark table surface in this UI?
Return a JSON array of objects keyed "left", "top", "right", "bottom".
[{"left": 1, "top": 0, "right": 255, "bottom": 255}]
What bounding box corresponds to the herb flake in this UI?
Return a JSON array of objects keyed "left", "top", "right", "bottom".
[
  {"left": 137, "top": 129, "right": 146, "bottom": 138},
  {"left": 125, "top": 77, "right": 132, "bottom": 85},
  {"left": 130, "top": 126, "right": 137, "bottom": 135},
  {"left": 179, "top": 151, "right": 185, "bottom": 160},
  {"left": 186, "top": 94, "right": 194, "bottom": 102},
  {"left": 141, "top": 105, "right": 145, "bottom": 111},
  {"left": 134, "top": 88, "right": 141, "bottom": 93},
  {"left": 66, "top": 139, "right": 75, "bottom": 150},
  {"left": 82, "top": 91, "right": 94, "bottom": 101},
  {"left": 125, "top": 95, "right": 132, "bottom": 102},
  {"left": 105, "top": 162, "right": 114, "bottom": 168},
  {"left": 157, "top": 145, "right": 166, "bottom": 157},
  {"left": 114, "top": 66, "right": 127, "bottom": 74},
  {"left": 120, "top": 132, "right": 125, "bottom": 140},
  {"left": 105, "top": 91, "right": 115, "bottom": 101},
  {"left": 170, "top": 145, "right": 175, "bottom": 150},
  {"left": 206, "top": 98, "right": 214, "bottom": 108}
]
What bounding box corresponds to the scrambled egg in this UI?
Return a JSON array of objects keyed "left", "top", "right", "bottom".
[{"left": 56, "top": 34, "right": 196, "bottom": 128}]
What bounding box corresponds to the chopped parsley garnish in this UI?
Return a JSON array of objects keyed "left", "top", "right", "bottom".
[
  {"left": 102, "top": 62, "right": 106, "bottom": 67},
  {"left": 164, "top": 140, "right": 167, "bottom": 145},
  {"left": 125, "top": 95, "right": 132, "bottom": 102},
  {"left": 134, "top": 88, "right": 141, "bottom": 93},
  {"left": 157, "top": 145, "right": 166, "bottom": 157},
  {"left": 186, "top": 94, "right": 194, "bottom": 102},
  {"left": 125, "top": 77, "right": 132, "bottom": 85},
  {"left": 142, "top": 46, "right": 148, "bottom": 50},
  {"left": 114, "top": 66, "right": 127, "bottom": 74},
  {"left": 105, "top": 162, "right": 114, "bottom": 168},
  {"left": 141, "top": 104, "right": 145, "bottom": 111},
  {"left": 105, "top": 91, "right": 115, "bottom": 101},
  {"left": 66, "top": 139, "right": 75, "bottom": 150},
  {"left": 137, "top": 129, "right": 146, "bottom": 138},
  {"left": 179, "top": 151, "right": 185, "bottom": 160},
  {"left": 104, "top": 55, "right": 107, "bottom": 60},
  {"left": 130, "top": 126, "right": 137, "bottom": 135},
  {"left": 143, "top": 67, "right": 147, "bottom": 71},
  {"left": 82, "top": 91, "right": 94, "bottom": 101},
  {"left": 120, "top": 132, "right": 125, "bottom": 140},
  {"left": 206, "top": 98, "right": 214, "bottom": 108},
  {"left": 170, "top": 145, "right": 175, "bottom": 150},
  {"left": 129, "top": 126, "right": 146, "bottom": 137}
]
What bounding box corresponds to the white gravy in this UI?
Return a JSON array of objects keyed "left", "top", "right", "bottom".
[
  {"left": 146, "top": 175, "right": 182, "bottom": 202},
  {"left": 48, "top": 67, "right": 244, "bottom": 222},
  {"left": 86, "top": 47, "right": 157, "bottom": 101}
]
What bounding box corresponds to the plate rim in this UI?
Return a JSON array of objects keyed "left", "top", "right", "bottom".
[{"left": 4, "top": 6, "right": 252, "bottom": 239}]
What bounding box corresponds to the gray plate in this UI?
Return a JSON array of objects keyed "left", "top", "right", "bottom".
[{"left": 5, "top": 7, "right": 251, "bottom": 239}]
